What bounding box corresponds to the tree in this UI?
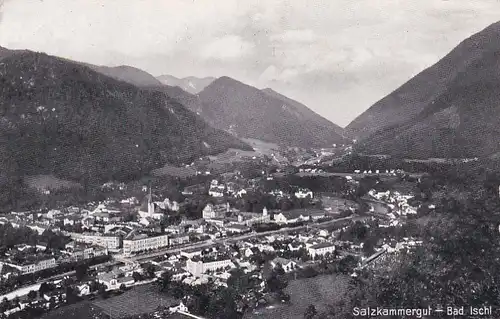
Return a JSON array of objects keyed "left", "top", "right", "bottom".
[
  {"left": 132, "top": 271, "right": 143, "bottom": 283},
  {"left": 98, "top": 284, "right": 108, "bottom": 299},
  {"left": 355, "top": 194, "right": 500, "bottom": 314},
  {"left": 119, "top": 284, "right": 127, "bottom": 292},
  {"left": 27, "top": 290, "right": 37, "bottom": 300},
  {"left": 75, "top": 263, "right": 88, "bottom": 281},
  {"left": 304, "top": 304, "right": 317, "bottom": 319},
  {"left": 159, "top": 271, "right": 173, "bottom": 292}
]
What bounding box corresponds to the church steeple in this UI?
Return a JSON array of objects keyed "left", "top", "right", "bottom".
[{"left": 147, "top": 182, "right": 155, "bottom": 216}]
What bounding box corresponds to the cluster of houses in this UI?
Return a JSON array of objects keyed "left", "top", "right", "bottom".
[
  {"left": 368, "top": 190, "right": 426, "bottom": 225},
  {"left": 0, "top": 242, "right": 108, "bottom": 277}
]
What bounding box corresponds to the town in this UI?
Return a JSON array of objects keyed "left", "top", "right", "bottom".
[{"left": 0, "top": 146, "right": 433, "bottom": 319}]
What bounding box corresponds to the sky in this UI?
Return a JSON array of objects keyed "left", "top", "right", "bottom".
[{"left": 1, "top": 0, "right": 500, "bottom": 127}]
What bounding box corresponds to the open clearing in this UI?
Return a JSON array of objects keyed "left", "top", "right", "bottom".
[
  {"left": 246, "top": 274, "right": 351, "bottom": 319},
  {"left": 24, "top": 174, "right": 81, "bottom": 190},
  {"left": 41, "top": 302, "right": 107, "bottom": 319},
  {"left": 151, "top": 163, "right": 197, "bottom": 177},
  {"left": 92, "top": 284, "right": 176, "bottom": 318}
]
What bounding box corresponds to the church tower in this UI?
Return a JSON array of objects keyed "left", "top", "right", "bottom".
[{"left": 147, "top": 184, "right": 155, "bottom": 217}]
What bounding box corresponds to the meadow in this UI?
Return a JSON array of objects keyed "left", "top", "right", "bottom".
[{"left": 246, "top": 274, "right": 351, "bottom": 319}]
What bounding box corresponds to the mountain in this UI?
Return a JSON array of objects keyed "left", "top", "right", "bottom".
[
  {"left": 348, "top": 22, "right": 500, "bottom": 159},
  {"left": 0, "top": 50, "right": 251, "bottom": 185},
  {"left": 0, "top": 46, "right": 28, "bottom": 60},
  {"left": 195, "top": 76, "right": 346, "bottom": 148},
  {"left": 87, "top": 64, "right": 163, "bottom": 87},
  {"left": 156, "top": 75, "right": 215, "bottom": 94},
  {"left": 261, "top": 88, "right": 345, "bottom": 138}
]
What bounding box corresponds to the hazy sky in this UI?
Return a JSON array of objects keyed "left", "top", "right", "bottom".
[{"left": 1, "top": 0, "right": 500, "bottom": 126}]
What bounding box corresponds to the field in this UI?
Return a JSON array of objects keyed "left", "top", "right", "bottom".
[
  {"left": 246, "top": 274, "right": 351, "bottom": 319},
  {"left": 92, "top": 284, "right": 177, "bottom": 318},
  {"left": 241, "top": 138, "right": 280, "bottom": 155},
  {"left": 321, "top": 195, "right": 359, "bottom": 212},
  {"left": 151, "top": 163, "right": 197, "bottom": 177},
  {"left": 41, "top": 302, "right": 108, "bottom": 319},
  {"left": 24, "top": 174, "right": 81, "bottom": 190}
]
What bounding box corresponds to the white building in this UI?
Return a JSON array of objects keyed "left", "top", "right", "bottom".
[
  {"left": 202, "top": 203, "right": 229, "bottom": 219},
  {"left": 186, "top": 259, "right": 235, "bottom": 277},
  {"left": 69, "top": 232, "right": 122, "bottom": 250},
  {"left": 209, "top": 180, "right": 225, "bottom": 197},
  {"left": 270, "top": 257, "right": 297, "bottom": 273},
  {"left": 122, "top": 232, "right": 169, "bottom": 255},
  {"left": 2, "top": 258, "right": 57, "bottom": 275},
  {"left": 308, "top": 242, "right": 336, "bottom": 259},
  {"left": 294, "top": 189, "right": 313, "bottom": 199}
]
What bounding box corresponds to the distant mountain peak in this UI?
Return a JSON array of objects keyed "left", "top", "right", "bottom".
[
  {"left": 156, "top": 75, "right": 215, "bottom": 94},
  {"left": 195, "top": 78, "right": 346, "bottom": 148},
  {"left": 88, "top": 64, "right": 162, "bottom": 87}
]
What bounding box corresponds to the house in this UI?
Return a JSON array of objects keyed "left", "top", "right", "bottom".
[
  {"left": 287, "top": 242, "right": 302, "bottom": 252},
  {"left": 76, "top": 284, "right": 90, "bottom": 296},
  {"left": 225, "top": 224, "right": 251, "bottom": 234},
  {"left": 202, "top": 203, "right": 230, "bottom": 219},
  {"left": 308, "top": 242, "right": 336, "bottom": 259},
  {"left": 273, "top": 211, "right": 302, "bottom": 224},
  {"left": 273, "top": 209, "right": 325, "bottom": 224},
  {"left": 186, "top": 259, "right": 235, "bottom": 277},
  {"left": 169, "top": 301, "right": 189, "bottom": 313},
  {"left": 270, "top": 257, "right": 297, "bottom": 273},
  {"left": 180, "top": 247, "right": 204, "bottom": 259},
  {"left": 294, "top": 189, "right": 313, "bottom": 199},
  {"left": 236, "top": 189, "right": 247, "bottom": 198},
  {"left": 209, "top": 180, "right": 225, "bottom": 197},
  {"left": 98, "top": 272, "right": 135, "bottom": 290}
]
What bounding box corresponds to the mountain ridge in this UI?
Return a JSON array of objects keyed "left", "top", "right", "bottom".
[
  {"left": 0, "top": 49, "right": 252, "bottom": 186},
  {"left": 350, "top": 21, "right": 500, "bottom": 159},
  {"left": 195, "top": 76, "right": 347, "bottom": 148}
]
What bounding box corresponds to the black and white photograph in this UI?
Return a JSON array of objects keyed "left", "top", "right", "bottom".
[{"left": 0, "top": 0, "right": 500, "bottom": 318}]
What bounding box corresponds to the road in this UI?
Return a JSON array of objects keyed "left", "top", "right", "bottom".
[{"left": 130, "top": 215, "right": 360, "bottom": 262}]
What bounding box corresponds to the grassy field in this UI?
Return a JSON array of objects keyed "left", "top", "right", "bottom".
[
  {"left": 93, "top": 284, "right": 177, "bottom": 318},
  {"left": 41, "top": 301, "right": 108, "bottom": 319},
  {"left": 321, "top": 196, "right": 359, "bottom": 212},
  {"left": 24, "top": 174, "right": 81, "bottom": 190},
  {"left": 151, "top": 163, "right": 197, "bottom": 177},
  {"left": 246, "top": 274, "right": 351, "bottom": 319},
  {"left": 241, "top": 138, "right": 280, "bottom": 155}
]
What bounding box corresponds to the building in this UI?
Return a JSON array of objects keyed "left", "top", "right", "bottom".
[
  {"left": 138, "top": 185, "right": 164, "bottom": 220},
  {"left": 202, "top": 203, "right": 230, "bottom": 219},
  {"left": 65, "top": 242, "right": 108, "bottom": 260},
  {"left": 169, "top": 234, "right": 190, "bottom": 246},
  {"left": 270, "top": 257, "right": 297, "bottom": 273},
  {"left": 308, "top": 242, "right": 336, "bottom": 259},
  {"left": 225, "top": 224, "right": 251, "bottom": 234},
  {"left": 294, "top": 189, "right": 313, "bottom": 199},
  {"left": 274, "top": 209, "right": 326, "bottom": 224},
  {"left": 69, "top": 232, "right": 122, "bottom": 250},
  {"left": 1, "top": 257, "right": 57, "bottom": 275},
  {"left": 122, "top": 231, "right": 169, "bottom": 255},
  {"left": 209, "top": 180, "right": 225, "bottom": 197},
  {"left": 235, "top": 207, "right": 270, "bottom": 226},
  {"left": 180, "top": 247, "right": 204, "bottom": 259},
  {"left": 98, "top": 272, "right": 135, "bottom": 290},
  {"left": 186, "top": 259, "right": 235, "bottom": 277}
]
